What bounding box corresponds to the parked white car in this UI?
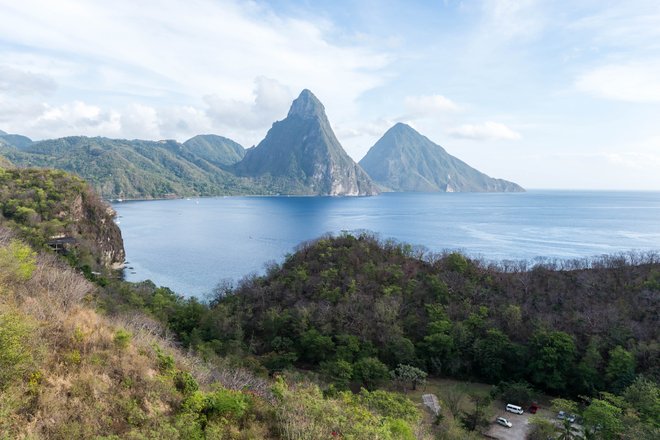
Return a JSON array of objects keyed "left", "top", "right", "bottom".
[
  {"left": 496, "top": 417, "right": 513, "bottom": 428},
  {"left": 506, "top": 403, "right": 524, "bottom": 414}
]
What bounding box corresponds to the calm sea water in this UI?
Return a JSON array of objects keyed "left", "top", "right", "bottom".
[{"left": 114, "top": 191, "right": 660, "bottom": 297}]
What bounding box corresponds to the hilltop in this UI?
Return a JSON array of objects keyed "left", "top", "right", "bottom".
[{"left": 359, "top": 123, "right": 524, "bottom": 192}]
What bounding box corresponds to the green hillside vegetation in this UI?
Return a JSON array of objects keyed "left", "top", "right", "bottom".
[
  {"left": 359, "top": 123, "right": 524, "bottom": 192},
  {"left": 0, "top": 231, "right": 431, "bottom": 439},
  {"left": 163, "top": 233, "right": 657, "bottom": 395},
  {"left": 97, "top": 233, "right": 659, "bottom": 437},
  {"left": 0, "top": 169, "right": 429, "bottom": 439},
  {"left": 0, "top": 167, "right": 124, "bottom": 272},
  {"left": 0, "top": 136, "right": 262, "bottom": 200},
  {"left": 0, "top": 130, "right": 33, "bottom": 149},
  {"left": 182, "top": 134, "right": 246, "bottom": 168}
]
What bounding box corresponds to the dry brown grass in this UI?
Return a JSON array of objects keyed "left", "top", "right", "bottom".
[{"left": 0, "top": 228, "right": 271, "bottom": 439}]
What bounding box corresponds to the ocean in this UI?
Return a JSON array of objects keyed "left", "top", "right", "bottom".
[{"left": 114, "top": 190, "right": 660, "bottom": 297}]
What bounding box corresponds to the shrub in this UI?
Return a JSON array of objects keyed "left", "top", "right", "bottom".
[
  {"left": 0, "top": 309, "right": 35, "bottom": 389},
  {"left": 113, "top": 329, "right": 132, "bottom": 349}
]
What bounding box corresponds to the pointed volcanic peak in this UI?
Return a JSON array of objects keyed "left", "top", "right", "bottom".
[
  {"left": 359, "top": 123, "right": 524, "bottom": 192},
  {"left": 234, "top": 89, "right": 379, "bottom": 196}
]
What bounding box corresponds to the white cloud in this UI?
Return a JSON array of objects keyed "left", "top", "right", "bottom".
[
  {"left": 0, "top": 0, "right": 391, "bottom": 142},
  {"left": 576, "top": 62, "right": 660, "bottom": 102},
  {"left": 448, "top": 121, "right": 521, "bottom": 141},
  {"left": 0, "top": 65, "right": 56, "bottom": 96},
  {"left": 28, "top": 101, "right": 121, "bottom": 138},
  {"left": 204, "top": 77, "right": 292, "bottom": 130},
  {"left": 403, "top": 94, "right": 460, "bottom": 117}
]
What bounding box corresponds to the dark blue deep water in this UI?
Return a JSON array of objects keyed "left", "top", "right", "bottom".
[{"left": 114, "top": 191, "right": 660, "bottom": 297}]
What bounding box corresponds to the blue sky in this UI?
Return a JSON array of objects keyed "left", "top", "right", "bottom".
[{"left": 1, "top": 0, "right": 659, "bottom": 189}]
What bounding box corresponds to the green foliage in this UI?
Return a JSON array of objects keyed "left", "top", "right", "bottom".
[
  {"left": 113, "top": 329, "right": 132, "bottom": 349},
  {"left": 353, "top": 357, "right": 390, "bottom": 391},
  {"left": 493, "top": 381, "right": 538, "bottom": 407},
  {"left": 320, "top": 359, "right": 353, "bottom": 390},
  {"left": 96, "top": 233, "right": 660, "bottom": 409},
  {"left": 528, "top": 416, "right": 557, "bottom": 440},
  {"left": 356, "top": 388, "right": 420, "bottom": 423},
  {"left": 2, "top": 136, "right": 265, "bottom": 199},
  {"left": 0, "top": 309, "right": 36, "bottom": 389},
  {"left": 391, "top": 364, "right": 428, "bottom": 392},
  {"left": 622, "top": 377, "right": 660, "bottom": 426},
  {"left": 528, "top": 330, "right": 577, "bottom": 393},
  {"left": 445, "top": 252, "right": 469, "bottom": 273},
  {"left": 0, "top": 168, "right": 124, "bottom": 273},
  {"left": 272, "top": 377, "right": 420, "bottom": 440},
  {"left": 154, "top": 346, "right": 175, "bottom": 375},
  {"left": 461, "top": 392, "right": 492, "bottom": 431},
  {"left": 174, "top": 371, "right": 199, "bottom": 396},
  {"left": 583, "top": 398, "right": 623, "bottom": 439},
  {"left": 299, "top": 328, "right": 335, "bottom": 364},
  {"left": 0, "top": 239, "right": 37, "bottom": 283},
  {"left": 605, "top": 345, "right": 636, "bottom": 393}
]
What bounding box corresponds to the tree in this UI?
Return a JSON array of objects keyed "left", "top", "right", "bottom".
[
  {"left": 528, "top": 330, "right": 577, "bottom": 393},
  {"left": 605, "top": 346, "right": 635, "bottom": 394},
  {"left": 442, "top": 384, "right": 467, "bottom": 418},
  {"left": 391, "top": 364, "right": 428, "bottom": 392},
  {"left": 622, "top": 376, "right": 660, "bottom": 425},
  {"left": 461, "top": 392, "right": 492, "bottom": 431},
  {"left": 299, "top": 328, "right": 335, "bottom": 365},
  {"left": 494, "top": 381, "right": 537, "bottom": 407},
  {"left": 573, "top": 337, "right": 604, "bottom": 396},
  {"left": 528, "top": 416, "right": 556, "bottom": 440},
  {"left": 582, "top": 398, "right": 623, "bottom": 439},
  {"left": 353, "top": 357, "right": 390, "bottom": 391},
  {"left": 320, "top": 359, "right": 353, "bottom": 390},
  {"left": 473, "top": 328, "right": 512, "bottom": 383}
]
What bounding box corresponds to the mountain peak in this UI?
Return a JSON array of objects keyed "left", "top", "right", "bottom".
[
  {"left": 287, "top": 89, "right": 326, "bottom": 120},
  {"left": 388, "top": 122, "right": 418, "bottom": 135},
  {"left": 359, "top": 123, "right": 524, "bottom": 193}
]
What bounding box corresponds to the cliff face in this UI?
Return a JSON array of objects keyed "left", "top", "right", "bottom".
[
  {"left": 75, "top": 188, "right": 126, "bottom": 269},
  {"left": 0, "top": 168, "right": 125, "bottom": 271}
]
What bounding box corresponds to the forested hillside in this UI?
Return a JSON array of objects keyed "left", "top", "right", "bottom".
[
  {"left": 0, "top": 168, "right": 431, "bottom": 439},
  {"left": 200, "top": 234, "right": 659, "bottom": 394},
  {"left": 0, "top": 167, "right": 124, "bottom": 272},
  {"left": 0, "top": 136, "right": 261, "bottom": 199}
]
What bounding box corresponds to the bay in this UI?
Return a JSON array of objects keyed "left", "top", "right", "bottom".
[{"left": 114, "top": 190, "right": 660, "bottom": 297}]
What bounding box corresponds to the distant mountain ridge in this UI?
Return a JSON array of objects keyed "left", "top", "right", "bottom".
[
  {"left": 0, "top": 93, "right": 523, "bottom": 198},
  {"left": 0, "top": 136, "right": 260, "bottom": 199},
  {"left": 359, "top": 123, "right": 524, "bottom": 192},
  {"left": 0, "top": 130, "right": 33, "bottom": 149},
  {"left": 234, "top": 89, "right": 378, "bottom": 196}
]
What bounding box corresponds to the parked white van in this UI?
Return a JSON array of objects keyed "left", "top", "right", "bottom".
[{"left": 505, "top": 404, "right": 524, "bottom": 414}]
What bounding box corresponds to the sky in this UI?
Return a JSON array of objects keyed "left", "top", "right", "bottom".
[{"left": 1, "top": 0, "right": 660, "bottom": 190}]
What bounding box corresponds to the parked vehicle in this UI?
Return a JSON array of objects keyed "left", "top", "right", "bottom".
[
  {"left": 506, "top": 403, "right": 524, "bottom": 414},
  {"left": 496, "top": 417, "right": 513, "bottom": 428},
  {"left": 557, "top": 411, "right": 576, "bottom": 423},
  {"left": 529, "top": 403, "right": 539, "bottom": 414}
]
